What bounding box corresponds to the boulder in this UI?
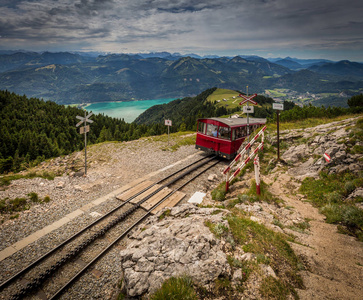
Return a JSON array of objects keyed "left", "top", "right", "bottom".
[
  {"left": 207, "top": 174, "right": 218, "bottom": 181},
  {"left": 281, "top": 144, "right": 309, "bottom": 163},
  {"left": 56, "top": 181, "right": 65, "bottom": 189},
  {"left": 119, "top": 204, "right": 231, "bottom": 297}
]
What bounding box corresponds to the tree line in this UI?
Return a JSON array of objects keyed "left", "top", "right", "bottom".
[{"left": 0, "top": 90, "right": 170, "bottom": 173}]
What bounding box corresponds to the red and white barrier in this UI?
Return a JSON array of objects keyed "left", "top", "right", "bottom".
[
  {"left": 224, "top": 125, "right": 266, "bottom": 192},
  {"left": 254, "top": 155, "right": 261, "bottom": 195},
  {"left": 223, "top": 125, "right": 267, "bottom": 175}
]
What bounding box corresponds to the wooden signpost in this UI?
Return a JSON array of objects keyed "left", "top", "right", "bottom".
[
  {"left": 76, "top": 111, "right": 94, "bottom": 175},
  {"left": 165, "top": 119, "right": 172, "bottom": 146}
]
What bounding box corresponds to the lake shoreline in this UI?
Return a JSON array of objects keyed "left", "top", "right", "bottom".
[{"left": 80, "top": 98, "right": 177, "bottom": 123}]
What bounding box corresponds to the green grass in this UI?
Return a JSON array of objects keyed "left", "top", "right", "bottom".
[
  {"left": 267, "top": 115, "right": 359, "bottom": 132},
  {"left": 211, "top": 181, "right": 227, "bottom": 201},
  {"left": 150, "top": 276, "right": 197, "bottom": 300},
  {"left": 227, "top": 215, "right": 304, "bottom": 297},
  {"left": 265, "top": 89, "right": 287, "bottom": 98},
  {"left": 300, "top": 171, "right": 363, "bottom": 241},
  {"left": 0, "top": 171, "right": 57, "bottom": 187},
  {"left": 204, "top": 220, "right": 229, "bottom": 238},
  {"left": 206, "top": 88, "right": 242, "bottom": 110},
  {"left": 260, "top": 276, "right": 292, "bottom": 300},
  {"left": 0, "top": 197, "right": 28, "bottom": 213}
]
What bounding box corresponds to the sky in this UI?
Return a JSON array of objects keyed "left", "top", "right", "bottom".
[{"left": 0, "top": 0, "right": 363, "bottom": 62}]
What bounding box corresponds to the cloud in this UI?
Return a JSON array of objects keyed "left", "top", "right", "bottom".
[{"left": 0, "top": 0, "right": 362, "bottom": 60}]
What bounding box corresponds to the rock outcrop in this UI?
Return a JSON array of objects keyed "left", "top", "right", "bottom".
[
  {"left": 279, "top": 117, "right": 362, "bottom": 180},
  {"left": 119, "top": 204, "right": 231, "bottom": 297}
]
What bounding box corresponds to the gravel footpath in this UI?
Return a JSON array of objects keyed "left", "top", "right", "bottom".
[{"left": 0, "top": 135, "right": 226, "bottom": 299}]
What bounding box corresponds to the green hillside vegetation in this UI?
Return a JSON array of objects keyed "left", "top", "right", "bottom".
[
  {"left": 134, "top": 88, "right": 241, "bottom": 130},
  {"left": 1, "top": 88, "right": 362, "bottom": 175},
  {"left": 0, "top": 90, "right": 172, "bottom": 173},
  {"left": 134, "top": 88, "right": 294, "bottom": 128}
]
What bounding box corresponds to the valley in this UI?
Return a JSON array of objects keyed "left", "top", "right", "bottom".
[{"left": 1, "top": 51, "right": 362, "bottom": 108}]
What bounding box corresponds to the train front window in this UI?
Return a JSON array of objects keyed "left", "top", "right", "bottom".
[
  {"left": 198, "top": 122, "right": 206, "bottom": 134},
  {"left": 206, "top": 124, "right": 218, "bottom": 137},
  {"left": 219, "top": 126, "right": 231, "bottom": 140}
]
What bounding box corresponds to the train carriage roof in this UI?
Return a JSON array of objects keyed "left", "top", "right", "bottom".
[{"left": 198, "top": 117, "right": 266, "bottom": 127}]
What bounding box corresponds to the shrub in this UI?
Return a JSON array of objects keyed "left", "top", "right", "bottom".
[
  {"left": 43, "top": 195, "right": 51, "bottom": 203},
  {"left": 9, "top": 197, "right": 27, "bottom": 211},
  {"left": 326, "top": 191, "right": 342, "bottom": 203},
  {"left": 344, "top": 181, "right": 356, "bottom": 195},
  {"left": 28, "top": 192, "right": 39, "bottom": 203}
]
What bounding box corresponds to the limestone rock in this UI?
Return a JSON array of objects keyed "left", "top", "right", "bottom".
[
  {"left": 235, "top": 203, "right": 262, "bottom": 213},
  {"left": 74, "top": 185, "right": 83, "bottom": 192},
  {"left": 241, "top": 252, "right": 256, "bottom": 261},
  {"left": 347, "top": 188, "right": 363, "bottom": 200},
  {"left": 56, "top": 181, "right": 65, "bottom": 189},
  {"left": 207, "top": 174, "right": 218, "bottom": 181},
  {"left": 119, "top": 204, "right": 231, "bottom": 297},
  {"left": 260, "top": 264, "right": 277, "bottom": 278},
  {"left": 281, "top": 144, "right": 309, "bottom": 163}
]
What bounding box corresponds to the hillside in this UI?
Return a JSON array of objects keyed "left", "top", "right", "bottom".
[
  {"left": 0, "top": 116, "right": 362, "bottom": 299},
  {"left": 0, "top": 90, "right": 173, "bottom": 173},
  {"left": 1, "top": 51, "right": 362, "bottom": 106}
]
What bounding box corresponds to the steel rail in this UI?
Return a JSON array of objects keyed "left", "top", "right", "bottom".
[
  {"left": 50, "top": 159, "right": 221, "bottom": 299},
  {"left": 0, "top": 154, "right": 211, "bottom": 292},
  {"left": 4, "top": 156, "right": 217, "bottom": 299}
]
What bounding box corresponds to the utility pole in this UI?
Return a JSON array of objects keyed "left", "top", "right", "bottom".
[{"left": 272, "top": 102, "right": 284, "bottom": 161}]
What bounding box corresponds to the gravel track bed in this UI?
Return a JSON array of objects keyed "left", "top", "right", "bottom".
[{"left": 0, "top": 138, "right": 227, "bottom": 299}]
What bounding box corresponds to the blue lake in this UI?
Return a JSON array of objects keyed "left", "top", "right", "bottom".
[{"left": 86, "top": 98, "right": 176, "bottom": 123}]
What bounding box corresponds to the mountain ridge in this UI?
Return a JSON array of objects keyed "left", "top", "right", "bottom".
[{"left": 0, "top": 51, "right": 362, "bottom": 105}]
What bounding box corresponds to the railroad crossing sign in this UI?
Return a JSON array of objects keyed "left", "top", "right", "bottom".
[
  {"left": 239, "top": 89, "right": 258, "bottom": 154},
  {"left": 75, "top": 111, "right": 94, "bottom": 175},
  {"left": 239, "top": 93, "right": 257, "bottom": 105},
  {"left": 76, "top": 112, "right": 94, "bottom": 128}
]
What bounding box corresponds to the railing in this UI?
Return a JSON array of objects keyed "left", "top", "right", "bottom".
[{"left": 223, "top": 125, "right": 266, "bottom": 191}]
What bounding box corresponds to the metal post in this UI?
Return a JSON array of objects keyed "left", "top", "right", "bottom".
[
  {"left": 246, "top": 86, "right": 250, "bottom": 155},
  {"left": 84, "top": 110, "right": 87, "bottom": 175},
  {"left": 277, "top": 110, "right": 280, "bottom": 161},
  {"left": 167, "top": 124, "right": 170, "bottom": 147},
  {"left": 254, "top": 156, "right": 261, "bottom": 195}
]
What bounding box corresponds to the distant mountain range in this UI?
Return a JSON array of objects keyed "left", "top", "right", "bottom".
[{"left": 0, "top": 51, "right": 362, "bottom": 105}]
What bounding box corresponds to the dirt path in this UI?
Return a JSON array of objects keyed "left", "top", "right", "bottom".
[{"left": 266, "top": 172, "right": 363, "bottom": 300}]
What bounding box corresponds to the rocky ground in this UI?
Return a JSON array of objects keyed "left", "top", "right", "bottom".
[
  {"left": 1, "top": 117, "right": 362, "bottom": 299},
  {"left": 118, "top": 116, "right": 363, "bottom": 299}
]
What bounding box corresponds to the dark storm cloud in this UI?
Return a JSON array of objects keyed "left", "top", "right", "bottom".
[{"left": 0, "top": 0, "right": 362, "bottom": 60}]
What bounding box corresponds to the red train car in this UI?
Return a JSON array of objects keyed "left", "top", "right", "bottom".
[{"left": 195, "top": 117, "right": 266, "bottom": 159}]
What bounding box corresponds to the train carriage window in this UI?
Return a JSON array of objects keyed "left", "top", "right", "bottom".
[
  {"left": 233, "top": 126, "right": 246, "bottom": 140},
  {"left": 198, "top": 122, "right": 206, "bottom": 134},
  {"left": 219, "top": 126, "right": 231, "bottom": 140},
  {"left": 206, "top": 124, "right": 218, "bottom": 137}
]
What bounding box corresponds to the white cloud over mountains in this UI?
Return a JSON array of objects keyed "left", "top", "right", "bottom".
[{"left": 0, "top": 0, "right": 362, "bottom": 60}]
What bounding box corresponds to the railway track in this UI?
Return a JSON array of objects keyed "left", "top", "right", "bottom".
[{"left": 0, "top": 155, "right": 220, "bottom": 299}]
